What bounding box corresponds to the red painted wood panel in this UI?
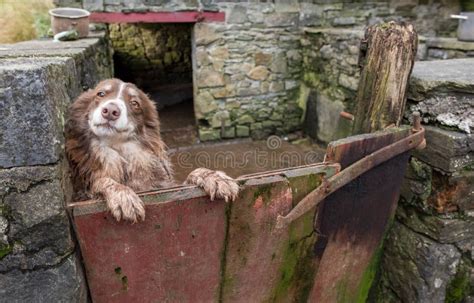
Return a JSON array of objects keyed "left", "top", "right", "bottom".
[
  {"left": 222, "top": 176, "right": 293, "bottom": 302},
  {"left": 70, "top": 164, "right": 338, "bottom": 302},
  {"left": 74, "top": 194, "right": 227, "bottom": 303},
  {"left": 222, "top": 173, "right": 325, "bottom": 302},
  {"left": 90, "top": 12, "right": 226, "bottom": 23}
]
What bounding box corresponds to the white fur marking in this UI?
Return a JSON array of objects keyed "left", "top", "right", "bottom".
[
  {"left": 128, "top": 88, "right": 138, "bottom": 97},
  {"left": 117, "top": 82, "right": 126, "bottom": 100},
  {"left": 121, "top": 142, "right": 154, "bottom": 168},
  {"left": 89, "top": 82, "right": 135, "bottom": 137}
]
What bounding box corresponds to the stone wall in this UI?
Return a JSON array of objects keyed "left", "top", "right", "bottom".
[
  {"left": 0, "top": 0, "right": 468, "bottom": 301},
  {"left": 419, "top": 37, "right": 474, "bottom": 61},
  {"left": 302, "top": 28, "right": 361, "bottom": 142},
  {"left": 371, "top": 59, "right": 474, "bottom": 302},
  {"left": 302, "top": 30, "right": 474, "bottom": 143},
  {"left": 56, "top": 0, "right": 460, "bottom": 39},
  {"left": 0, "top": 35, "right": 113, "bottom": 301},
  {"left": 193, "top": 4, "right": 304, "bottom": 140},
  {"left": 109, "top": 23, "right": 193, "bottom": 89},
  {"left": 55, "top": 0, "right": 462, "bottom": 141}
]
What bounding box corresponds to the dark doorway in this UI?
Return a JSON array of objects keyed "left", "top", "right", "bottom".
[{"left": 110, "top": 23, "right": 197, "bottom": 148}]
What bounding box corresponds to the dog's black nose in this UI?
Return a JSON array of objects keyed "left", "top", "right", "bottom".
[{"left": 101, "top": 103, "right": 121, "bottom": 121}]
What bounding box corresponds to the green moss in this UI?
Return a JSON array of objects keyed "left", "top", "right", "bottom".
[
  {"left": 378, "top": 22, "right": 392, "bottom": 30},
  {"left": 0, "top": 204, "right": 12, "bottom": 219},
  {"left": 307, "top": 174, "right": 321, "bottom": 191},
  {"left": 336, "top": 277, "right": 351, "bottom": 303},
  {"left": 461, "top": 0, "right": 474, "bottom": 11},
  {"left": 462, "top": 163, "right": 474, "bottom": 172},
  {"left": 262, "top": 173, "right": 325, "bottom": 302},
  {"left": 269, "top": 211, "right": 316, "bottom": 302},
  {"left": 333, "top": 215, "right": 395, "bottom": 303},
  {"left": 0, "top": 243, "right": 13, "bottom": 260},
  {"left": 303, "top": 72, "right": 322, "bottom": 87},
  {"left": 253, "top": 184, "right": 273, "bottom": 205},
  {"left": 297, "top": 84, "right": 310, "bottom": 123},
  {"left": 218, "top": 202, "right": 232, "bottom": 301},
  {"left": 354, "top": 244, "right": 384, "bottom": 302},
  {"left": 164, "top": 52, "right": 173, "bottom": 65},
  {"left": 331, "top": 241, "right": 384, "bottom": 303},
  {"left": 369, "top": 68, "right": 390, "bottom": 130},
  {"left": 445, "top": 265, "right": 471, "bottom": 303}
]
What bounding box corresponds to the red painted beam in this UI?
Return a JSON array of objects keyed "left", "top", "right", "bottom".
[{"left": 90, "top": 11, "right": 225, "bottom": 23}]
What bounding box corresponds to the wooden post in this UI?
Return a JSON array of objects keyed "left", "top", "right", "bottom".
[{"left": 352, "top": 21, "right": 418, "bottom": 134}]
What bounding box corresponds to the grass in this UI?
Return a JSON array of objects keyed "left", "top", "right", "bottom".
[{"left": 0, "top": 0, "right": 53, "bottom": 43}]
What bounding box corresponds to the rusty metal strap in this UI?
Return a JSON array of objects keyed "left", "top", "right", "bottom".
[{"left": 276, "top": 126, "right": 425, "bottom": 229}]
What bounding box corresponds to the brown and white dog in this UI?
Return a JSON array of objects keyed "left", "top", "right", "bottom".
[{"left": 65, "top": 78, "right": 239, "bottom": 222}]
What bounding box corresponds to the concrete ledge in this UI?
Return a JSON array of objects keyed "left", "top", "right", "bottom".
[
  {"left": 0, "top": 33, "right": 105, "bottom": 59},
  {"left": 0, "top": 34, "right": 113, "bottom": 91},
  {"left": 409, "top": 58, "right": 474, "bottom": 97}
]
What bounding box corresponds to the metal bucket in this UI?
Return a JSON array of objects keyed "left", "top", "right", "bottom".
[
  {"left": 49, "top": 8, "right": 90, "bottom": 38},
  {"left": 451, "top": 12, "right": 474, "bottom": 42}
]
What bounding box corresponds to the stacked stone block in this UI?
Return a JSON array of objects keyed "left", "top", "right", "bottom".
[
  {"left": 65, "top": 0, "right": 460, "bottom": 142},
  {"left": 108, "top": 23, "right": 193, "bottom": 89},
  {"left": 0, "top": 36, "right": 113, "bottom": 301},
  {"left": 44, "top": 1, "right": 472, "bottom": 301},
  {"left": 301, "top": 28, "right": 362, "bottom": 142},
  {"left": 374, "top": 59, "right": 474, "bottom": 303},
  {"left": 193, "top": 4, "right": 304, "bottom": 140},
  {"left": 418, "top": 37, "right": 474, "bottom": 61}
]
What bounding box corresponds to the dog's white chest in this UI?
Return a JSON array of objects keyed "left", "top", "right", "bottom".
[
  {"left": 119, "top": 142, "right": 154, "bottom": 169},
  {"left": 92, "top": 140, "right": 155, "bottom": 184}
]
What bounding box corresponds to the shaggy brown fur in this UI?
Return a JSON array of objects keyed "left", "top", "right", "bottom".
[{"left": 65, "top": 79, "right": 239, "bottom": 222}]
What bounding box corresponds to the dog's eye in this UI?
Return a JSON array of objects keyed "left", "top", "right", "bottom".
[
  {"left": 97, "top": 91, "right": 106, "bottom": 97},
  {"left": 131, "top": 100, "right": 139, "bottom": 108}
]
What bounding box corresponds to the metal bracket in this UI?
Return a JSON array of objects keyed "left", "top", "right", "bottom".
[{"left": 276, "top": 113, "right": 426, "bottom": 229}]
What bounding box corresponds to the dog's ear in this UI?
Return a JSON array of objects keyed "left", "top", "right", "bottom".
[
  {"left": 129, "top": 84, "right": 167, "bottom": 156},
  {"left": 65, "top": 89, "right": 97, "bottom": 192},
  {"left": 133, "top": 85, "right": 160, "bottom": 130},
  {"left": 66, "top": 89, "right": 95, "bottom": 135}
]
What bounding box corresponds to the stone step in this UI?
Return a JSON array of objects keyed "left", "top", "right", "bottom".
[{"left": 413, "top": 126, "right": 473, "bottom": 173}]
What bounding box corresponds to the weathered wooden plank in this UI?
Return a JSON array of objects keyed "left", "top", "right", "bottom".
[
  {"left": 352, "top": 22, "right": 417, "bottom": 134},
  {"left": 221, "top": 176, "right": 294, "bottom": 302},
  {"left": 220, "top": 165, "right": 339, "bottom": 302},
  {"left": 310, "top": 128, "right": 411, "bottom": 302},
  {"left": 73, "top": 194, "right": 227, "bottom": 303},
  {"left": 221, "top": 172, "right": 326, "bottom": 302}
]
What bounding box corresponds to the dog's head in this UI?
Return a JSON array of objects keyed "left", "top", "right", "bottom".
[{"left": 72, "top": 78, "right": 159, "bottom": 139}]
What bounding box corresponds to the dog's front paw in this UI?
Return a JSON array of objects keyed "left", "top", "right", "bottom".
[
  {"left": 105, "top": 185, "right": 145, "bottom": 223},
  {"left": 186, "top": 168, "right": 239, "bottom": 202}
]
